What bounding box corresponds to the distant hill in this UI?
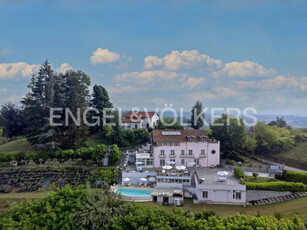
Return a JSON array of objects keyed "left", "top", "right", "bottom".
[{"left": 158, "top": 111, "right": 307, "bottom": 128}]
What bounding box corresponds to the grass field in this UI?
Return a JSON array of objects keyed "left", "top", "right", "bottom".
[
  {"left": 0, "top": 139, "right": 33, "bottom": 153},
  {"left": 136, "top": 197, "right": 307, "bottom": 223},
  {"left": 262, "top": 141, "right": 307, "bottom": 170},
  {"left": 0, "top": 191, "right": 50, "bottom": 215},
  {"left": 244, "top": 176, "right": 279, "bottom": 183}
]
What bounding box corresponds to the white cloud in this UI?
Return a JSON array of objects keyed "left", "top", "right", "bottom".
[
  {"left": 144, "top": 50, "right": 223, "bottom": 71},
  {"left": 187, "top": 91, "right": 216, "bottom": 101},
  {"left": 115, "top": 70, "right": 181, "bottom": 83},
  {"left": 187, "top": 87, "right": 237, "bottom": 101},
  {"left": 90, "top": 48, "right": 120, "bottom": 65},
  {"left": 57, "top": 63, "right": 73, "bottom": 73},
  {"left": 211, "top": 61, "right": 276, "bottom": 78},
  {"left": 213, "top": 87, "right": 237, "bottom": 97},
  {"left": 107, "top": 85, "right": 148, "bottom": 94},
  {"left": 235, "top": 75, "right": 304, "bottom": 90},
  {"left": 182, "top": 77, "right": 206, "bottom": 89},
  {"left": 0, "top": 88, "right": 7, "bottom": 93},
  {"left": 0, "top": 62, "right": 39, "bottom": 78}
]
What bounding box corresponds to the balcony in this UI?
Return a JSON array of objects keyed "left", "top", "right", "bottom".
[
  {"left": 159, "top": 154, "right": 166, "bottom": 158},
  {"left": 180, "top": 154, "right": 186, "bottom": 158},
  {"left": 169, "top": 154, "right": 176, "bottom": 158},
  {"left": 199, "top": 154, "right": 206, "bottom": 158},
  {"left": 187, "top": 154, "right": 194, "bottom": 158}
]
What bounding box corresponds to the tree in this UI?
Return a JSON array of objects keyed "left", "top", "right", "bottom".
[
  {"left": 190, "top": 100, "right": 205, "bottom": 129},
  {"left": 108, "top": 144, "right": 122, "bottom": 166},
  {"left": 157, "top": 118, "right": 184, "bottom": 130},
  {"left": 107, "top": 108, "right": 125, "bottom": 147},
  {"left": 22, "top": 61, "right": 65, "bottom": 151},
  {"left": 0, "top": 102, "right": 24, "bottom": 138},
  {"left": 72, "top": 187, "right": 129, "bottom": 229},
  {"left": 90, "top": 85, "right": 113, "bottom": 134},
  {"left": 209, "top": 114, "right": 247, "bottom": 156},
  {"left": 268, "top": 116, "right": 287, "bottom": 128},
  {"left": 253, "top": 121, "right": 294, "bottom": 153},
  {"left": 61, "top": 70, "right": 91, "bottom": 149}
]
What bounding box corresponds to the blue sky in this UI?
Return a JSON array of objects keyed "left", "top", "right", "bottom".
[{"left": 0, "top": 0, "right": 306, "bottom": 115}]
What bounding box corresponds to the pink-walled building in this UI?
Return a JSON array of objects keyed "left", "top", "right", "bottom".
[{"left": 152, "top": 130, "right": 220, "bottom": 168}]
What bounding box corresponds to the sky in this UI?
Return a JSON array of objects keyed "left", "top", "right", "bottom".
[{"left": 0, "top": 0, "right": 306, "bottom": 115}]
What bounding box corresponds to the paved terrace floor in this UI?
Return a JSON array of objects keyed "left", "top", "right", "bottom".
[{"left": 190, "top": 168, "right": 241, "bottom": 185}]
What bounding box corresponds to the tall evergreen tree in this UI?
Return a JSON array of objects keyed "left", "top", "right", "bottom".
[
  {"left": 190, "top": 100, "right": 205, "bottom": 129},
  {"left": 0, "top": 102, "right": 24, "bottom": 138},
  {"left": 22, "top": 61, "right": 65, "bottom": 150},
  {"left": 90, "top": 85, "right": 113, "bottom": 134},
  {"left": 61, "top": 70, "right": 91, "bottom": 148}
]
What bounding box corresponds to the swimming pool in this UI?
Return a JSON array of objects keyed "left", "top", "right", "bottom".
[{"left": 116, "top": 188, "right": 152, "bottom": 196}]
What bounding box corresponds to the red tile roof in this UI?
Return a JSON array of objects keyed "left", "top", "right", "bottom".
[
  {"left": 152, "top": 129, "right": 210, "bottom": 142},
  {"left": 122, "top": 111, "right": 157, "bottom": 123}
]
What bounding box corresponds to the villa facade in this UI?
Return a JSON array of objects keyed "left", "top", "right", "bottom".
[
  {"left": 122, "top": 111, "right": 159, "bottom": 130},
  {"left": 151, "top": 130, "right": 220, "bottom": 168}
]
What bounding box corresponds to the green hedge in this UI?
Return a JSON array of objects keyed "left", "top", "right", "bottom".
[
  {"left": 234, "top": 167, "right": 245, "bottom": 179},
  {"left": 285, "top": 171, "right": 307, "bottom": 184},
  {"left": 246, "top": 181, "right": 306, "bottom": 192},
  {"left": 0, "top": 144, "right": 122, "bottom": 165}
]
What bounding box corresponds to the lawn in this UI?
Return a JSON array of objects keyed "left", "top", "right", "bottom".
[
  {"left": 260, "top": 141, "right": 307, "bottom": 170},
  {"left": 85, "top": 136, "right": 108, "bottom": 147},
  {"left": 0, "top": 139, "right": 33, "bottom": 153},
  {"left": 244, "top": 176, "right": 279, "bottom": 183},
  {"left": 0, "top": 190, "right": 50, "bottom": 215},
  {"left": 136, "top": 197, "right": 307, "bottom": 223}
]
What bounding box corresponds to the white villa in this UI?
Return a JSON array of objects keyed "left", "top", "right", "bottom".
[
  {"left": 120, "top": 129, "right": 246, "bottom": 205},
  {"left": 122, "top": 111, "right": 159, "bottom": 130}
]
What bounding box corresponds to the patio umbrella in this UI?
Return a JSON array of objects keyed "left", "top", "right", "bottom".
[
  {"left": 217, "top": 171, "right": 229, "bottom": 177},
  {"left": 148, "top": 177, "right": 156, "bottom": 182},
  {"left": 167, "top": 161, "right": 175, "bottom": 165},
  {"left": 136, "top": 162, "right": 144, "bottom": 165},
  {"left": 187, "top": 162, "right": 196, "bottom": 166},
  {"left": 136, "top": 166, "right": 143, "bottom": 171},
  {"left": 162, "top": 165, "right": 172, "bottom": 170},
  {"left": 123, "top": 178, "right": 130, "bottom": 182},
  {"left": 176, "top": 166, "right": 186, "bottom": 171},
  {"left": 140, "top": 178, "right": 147, "bottom": 182}
]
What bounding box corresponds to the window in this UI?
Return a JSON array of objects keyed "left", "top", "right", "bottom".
[
  {"left": 188, "top": 150, "right": 193, "bottom": 156},
  {"left": 188, "top": 137, "right": 193, "bottom": 142},
  {"left": 170, "top": 150, "right": 175, "bottom": 156},
  {"left": 160, "top": 150, "right": 165, "bottom": 156},
  {"left": 158, "top": 142, "right": 162, "bottom": 146},
  {"left": 169, "top": 142, "right": 173, "bottom": 146},
  {"left": 201, "top": 137, "right": 205, "bottom": 142},
  {"left": 174, "top": 142, "right": 179, "bottom": 146},
  {"left": 233, "top": 191, "right": 241, "bottom": 200},
  {"left": 163, "top": 142, "right": 167, "bottom": 146},
  {"left": 160, "top": 159, "right": 165, "bottom": 166},
  {"left": 201, "top": 149, "right": 205, "bottom": 155},
  {"left": 147, "top": 159, "right": 153, "bottom": 166},
  {"left": 181, "top": 159, "right": 185, "bottom": 165},
  {"left": 211, "top": 150, "right": 216, "bottom": 154},
  {"left": 194, "top": 158, "right": 199, "bottom": 165},
  {"left": 181, "top": 150, "right": 185, "bottom": 155},
  {"left": 202, "top": 191, "right": 208, "bottom": 198}
]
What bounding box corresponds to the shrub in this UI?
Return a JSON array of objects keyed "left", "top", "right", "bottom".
[
  {"left": 285, "top": 171, "right": 307, "bottom": 184},
  {"left": 234, "top": 167, "right": 245, "bottom": 179},
  {"left": 252, "top": 172, "right": 259, "bottom": 179},
  {"left": 246, "top": 181, "right": 306, "bottom": 192}
]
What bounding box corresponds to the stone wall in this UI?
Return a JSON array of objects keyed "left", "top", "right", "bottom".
[{"left": 246, "top": 190, "right": 292, "bottom": 201}]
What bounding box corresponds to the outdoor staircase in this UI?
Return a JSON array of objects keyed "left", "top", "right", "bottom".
[{"left": 247, "top": 192, "right": 307, "bottom": 205}]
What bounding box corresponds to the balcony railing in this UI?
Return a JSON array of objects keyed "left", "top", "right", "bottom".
[
  {"left": 199, "top": 154, "right": 206, "bottom": 158},
  {"left": 169, "top": 154, "right": 176, "bottom": 158},
  {"left": 180, "top": 154, "right": 186, "bottom": 158},
  {"left": 159, "top": 154, "right": 166, "bottom": 158}
]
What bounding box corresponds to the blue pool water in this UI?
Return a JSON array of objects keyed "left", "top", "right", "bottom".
[{"left": 116, "top": 188, "right": 152, "bottom": 196}]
